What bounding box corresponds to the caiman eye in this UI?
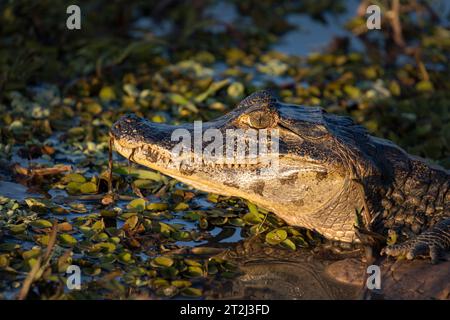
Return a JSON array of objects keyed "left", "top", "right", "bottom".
[{"left": 246, "top": 110, "right": 274, "bottom": 129}]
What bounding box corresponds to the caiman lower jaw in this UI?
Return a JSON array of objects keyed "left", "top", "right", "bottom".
[{"left": 112, "top": 139, "right": 241, "bottom": 196}]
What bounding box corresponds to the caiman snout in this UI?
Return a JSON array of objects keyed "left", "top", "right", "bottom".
[{"left": 110, "top": 113, "right": 178, "bottom": 150}]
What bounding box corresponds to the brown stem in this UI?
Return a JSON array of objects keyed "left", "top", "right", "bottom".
[
  {"left": 390, "top": 0, "right": 406, "bottom": 48},
  {"left": 108, "top": 137, "right": 114, "bottom": 194}
]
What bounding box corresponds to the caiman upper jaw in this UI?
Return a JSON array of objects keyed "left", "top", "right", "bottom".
[
  {"left": 110, "top": 113, "right": 145, "bottom": 149},
  {"left": 110, "top": 113, "right": 178, "bottom": 150}
]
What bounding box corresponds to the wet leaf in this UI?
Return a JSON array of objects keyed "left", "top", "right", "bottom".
[
  {"left": 118, "top": 252, "right": 133, "bottom": 263},
  {"left": 184, "top": 259, "right": 202, "bottom": 267},
  {"left": 99, "top": 86, "right": 116, "bottom": 101},
  {"left": 152, "top": 256, "right": 174, "bottom": 268},
  {"left": 229, "top": 218, "right": 245, "bottom": 227},
  {"left": 249, "top": 224, "right": 267, "bottom": 235},
  {"left": 66, "top": 182, "right": 82, "bottom": 194},
  {"left": 173, "top": 202, "right": 189, "bottom": 211},
  {"left": 29, "top": 219, "right": 53, "bottom": 229},
  {"left": 79, "top": 182, "right": 97, "bottom": 194},
  {"left": 146, "top": 203, "right": 168, "bottom": 211},
  {"left": 181, "top": 287, "right": 202, "bottom": 297},
  {"left": 416, "top": 80, "right": 434, "bottom": 92},
  {"left": 173, "top": 231, "right": 191, "bottom": 241},
  {"left": 22, "top": 248, "right": 41, "bottom": 261},
  {"left": 281, "top": 238, "right": 296, "bottom": 251},
  {"left": 59, "top": 234, "right": 77, "bottom": 246},
  {"left": 387, "top": 229, "right": 397, "bottom": 246},
  {"left": 265, "top": 229, "right": 287, "bottom": 245},
  {"left": 133, "top": 179, "right": 154, "bottom": 189},
  {"left": 243, "top": 211, "right": 264, "bottom": 225},
  {"left": 185, "top": 266, "right": 204, "bottom": 277},
  {"left": 127, "top": 198, "right": 146, "bottom": 211},
  {"left": 0, "top": 254, "right": 9, "bottom": 268},
  {"left": 92, "top": 242, "right": 116, "bottom": 253},
  {"left": 115, "top": 167, "right": 163, "bottom": 181},
  {"left": 227, "top": 82, "right": 244, "bottom": 98},
  {"left": 86, "top": 102, "right": 102, "bottom": 115},
  {"left": 25, "top": 198, "right": 50, "bottom": 211},
  {"left": 0, "top": 243, "right": 20, "bottom": 251},
  {"left": 158, "top": 222, "right": 175, "bottom": 237},
  {"left": 171, "top": 280, "right": 191, "bottom": 288},
  {"left": 92, "top": 219, "right": 105, "bottom": 232},
  {"left": 63, "top": 173, "right": 86, "bottom": 183},
  {"left": 9, "top": 223, "right": 27, "bottom": 234}
]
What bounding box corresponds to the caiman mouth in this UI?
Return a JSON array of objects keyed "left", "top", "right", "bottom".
[{"left": 110, "top": 113, "right": 285, "bottom": 171}]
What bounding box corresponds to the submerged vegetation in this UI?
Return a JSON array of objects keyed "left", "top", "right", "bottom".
[{"left": 0, "top": 0, "right": 449, "bottom": 299}]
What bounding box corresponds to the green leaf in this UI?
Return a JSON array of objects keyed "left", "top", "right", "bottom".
[
  {"left": 229, "top": 218, "right": 245, "bottom": 227},
  {"left": 133, "top": 179, "right": 154, "bottom": 189},
  {"left": 265, "top": 229, "right": 288, "bottom": 245},
  {"left": 416, "top": 80, "right": 434, "bottom": 92},
  {"left": 169, "top": 93, "right": 190, "bottom": 105},
  {"left": 25, "top": 198, "right": 50, "bottom": 210},
  {"left": 29, "top": 219, "right": 53, "bottom": 229},
  {"left": 66, "top": 182, "right": 82, "bottom": 194},
  {"left": 247, "top": 201, "right": 259, "bottom": 215},
  {"left": 22, "top": 248, "right": 41, "bottom": 260},
  {"left": 79, "top": 182, "right": 97, "bottom": 194},
  {"left": 85, "top": 102, "right": 102, "bottom": 115},
  {"left": 114, "top": 167, "right": 164, "bottom": 181},
  {"left": 171, "top": 280, "right": 191, "bottom": 288},
  {"left": 386, "top": 230, "right": 397, "bottom": 246},
  {"left": 118, "top": 252, "right": 133, "bottom": 263},
  {"left": 243, "top": 211, "right": 264, "bottom": 225},
  {"left": 0, "top": 254, "right": 9, "bottom": 268},
  {"left": 146, "top": 203, "right": 168, "bottom": 211},
  {"left": 181, "top": 287, "right": 203, "bottom": 297},
  {"left": 9, "top": 223, "right": 27, "bottom": 234},
  {"left": 127, "top": 198, "right": 146, "bottom": 211},
  {"left": 92, "top": 219, "right": 105, "bottom": 232},
  {"left": 195, "top": 78, "right": 230, "bottom": 103},
  {"left": 152, "top": 256, "right": 174, "bottom": 267},
  {"left": 92, "top": 242, "right": 116, "bottom": 253},
  {"left": 0, "top": 243, "right": 20, "bottom": 251},
  {"left": 186, "top": 266, "right": 204, "bottom": 277},
  {"left": 173, "top": 231, "right": 191, "bottom": 241},
  {"left": 173, "top": 202, "right": 189, "bottom": 211},
  {"left": 59, "top": 234, "right": 77, "bottom": 246},
  {"left": 99, "top": 86, "right": 116, "bottom": 101},
  {"left": 281, "top": 238, "right": 296, "bottom": 251},
  {"left": 184, "top": 259, "right": 202, "bottom": 267},
  {"left": 227, "top": 82, "right": 244, "bottom": 98},
  {"left": 158, "top": 222, "right": 175, "bottom": 237},
  {"left": 63, "top": 173, "right": 86, "bottom": 183}
]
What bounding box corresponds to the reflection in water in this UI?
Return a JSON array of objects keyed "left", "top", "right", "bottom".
[{"left": 206, "top": 241, "right": 361, "bottom": 300}]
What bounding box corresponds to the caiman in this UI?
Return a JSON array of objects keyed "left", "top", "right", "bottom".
[{"left": 110, "top": 91, "right": 449, "bottom": 263}]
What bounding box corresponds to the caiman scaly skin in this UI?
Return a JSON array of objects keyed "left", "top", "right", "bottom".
[{"left": 110, "top": 91, "right": 450, "bottom": 263}]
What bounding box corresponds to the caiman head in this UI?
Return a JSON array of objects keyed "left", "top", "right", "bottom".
[{"left": 111, "top": 91, "right": 385, "bottom": 242}]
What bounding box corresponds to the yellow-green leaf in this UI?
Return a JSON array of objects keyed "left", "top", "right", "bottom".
[
  {"left": 127, "top": 198, "right": 146, "bottom": 211},
  {"left": 265, "top": 229, "right": 288, "bottom": 245},
  {"left": 79, "top": 182, "right": 97, "bottom": 194},
  {"left": 29, "top": 219, "right": 53, "bottom": 229},
  {"left": 153, "top": 256, "right": 174, "bottom": 267},
  {"left": 59, "top": 234, "right": 77, "bottom": 246}
]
